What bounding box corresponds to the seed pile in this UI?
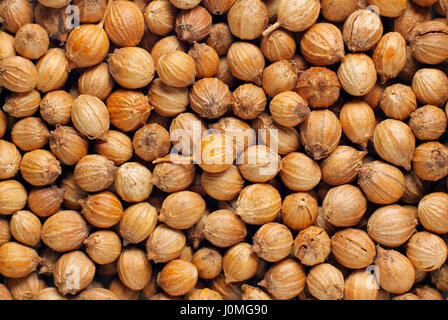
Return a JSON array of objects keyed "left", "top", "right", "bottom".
[{"left": 0, "top": 0, "right": 448, "bottom": 301}]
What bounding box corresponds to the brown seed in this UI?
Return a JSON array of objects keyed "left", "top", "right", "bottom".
[
  {"left": 252, "top": 222, "right": 293, "bottom": 262},
  {"left": 74, "top": 154, "right": 117, "bottom": 193},
  {"left": 227, "top": 0, "right": 268, "bottom": 40},
  {"left": 144, "top": 0, "right": 177, "bottom": 36},
  {"left": 362, "top": 83, "right": 384, "bottom": 109},
  {"left": 323, "top": 184, "right": 367, "bottom": 227},
  {"left": 36, "top": 48, "right": 68, "bottom": 93},
  {"left": 73, "top": 0, "right": 106, "bottom": 24},
  {"left": 20, "top": 149, "right": 61, "bottom": 187},
  {"left": 379, "top": 84, "right": 417, "bottom": 120},
  {"left": 374, "top": 246, "right": 415, "bottom": 294},
  {"left": 152, "top": 155, "right": 195, "bottom": 193},
  {"left": 300, "top": 22, "right": 344, "bottom": 66},
  {"left": 49, "top": 126, "right": 88, "bottom": 166},
  {"left": 394, "top": 1, "right": 431, "bottom": 37},
  {"left": 196, "top": 133, "right": 236, "bottom": 173},
  {"left": 206, "top": 23, "right": 234, "bottom": 56},
  {"left": 84, "top": 230, "right": 122, "bottom": 265},
  {"left": 39, "top": 90, "right": 73, "bottom": 126},
  {"left": 115, "top": 162, "right": 153, "bottom": 203},
  {"left": 260, "top": 28, "right": 295, "bottom": 62},
  {"left": 236, "top": 183, "right": 281, "bottom": 225},
  {"left": 373, "top": 32, "right": 407, "bottom": 83},
  {"left": 343, "top": 9, "right": 383, "bottom": 52},
  {"left": 415, "top": 285, "right": 443, "bottom": 300},
  {"left": 210, "top": 116, "right": 257, "bottom": 155},
  {"left": 262, "top": 60, "right": 298, "bottom": 97},
  {"left": 189, "top": 77, "right": 231, "bottom": 119},
  {"left": 259, "top": 258, "right": 306, "bottom": 300},
  {"left": 78, "top": 63, "right": 114, "bottom": 101},
  {"left": 80, "top": 191, "right": 124, "bottom": 228},
  {"left": 192, "top": 247, "right": 223, "bottom": 279},
  {"left": 231, "top": 83, "right": 267, "bottom": 120},
  {"left": 71, "top": 94, "right": 110, "bottom": 141},
  {"left": 321, "top": 146, "right": 366, "bottom": 186},
  {"left": 203, "top": 209, "right": 247, "bottom": 248},
  {"left": 187, "top": 288, "right": 223, "bottom": 300},
  {"left": 209, "top": 274, "right": 243, "bottom": 300},
  {"left": 0, "top": 242, "right": 40, "bottom": 278},
  {"left": 148, "top": 79, "right": 188, "bottom": 117},
  {"left": 119, "top": 202, "right": 157, "bottom": 246},
  {"left": 0, "top": 0, "right": 33, "bottom": 34},
  {"left": 14, "top": 24, "right": 49, "bottom": 60},
  {"left": 169, "top": 112, "right": 206, "bottom": 156},
  {"left": 412, "top": 142, "right": 448, "bottom": 181},
  {"left": 280, "top": 152, "right": 321, "bottom": 191},
  {"left": 93, "top": 131, "right": 132, "bottom": 165},
  {"left": 216, "top": 56, "right": 237, "bottom": 88},
  {"left": 237, "top": 145, "right": 280, "bottom": 183},
  {"left": 300, "top": 110, "right": 341, "bottom": 160},
  {"left": 358, "top": 161, "right": 405, "bottom": 205},
  {"left": 407, "top": 21, "right": 448, "bottom": 65},
  {"left": 10, "top": 211, "right": 42, "bottom": 247},
  {"left": 343, "top": 270, "right": 379, "bottom": 300},
  {"left": 117, "top": 247, "right": 151, "bottom": 291},
  {"left": 150, "top": 35, "right": 187, "bottom": 68},
  {"left": 188, "top": 43, "right": 219, "bottom": 79},
  {"left": 41, "top": 210, "right": 88, "bottom": 252},
  {"left": 0, "top": 56, "right": 38, "bottom": 93},
  {"left": 0, "top": 180, "right": 27, "bottom": 215},
  {"left": 306, "top": 263, "right": 344, "bottom": 300},
  {"left": 175, "top": 6, "right": 212, "bottom": 43},
  {"left": 321, "top": 0, "right": 357, "bottom": 22},
  {"left": 202, "top": 0, "right": 235, "bottom": 14},
  {"left": 11, "top": 117, "right": 50, "bottom": 152},
  {"left": 0, "top": 140, "right": 21, "bottom": 180},
  {"left": 108, "top": 47, "right": 155, "bottom": 89},
  {"left": 109, "top": 278, "right": 140, "bottom": 300},
  {"left": 159, "top": 191, "right": 205, "bottom": 230},
  {"left": 146, "top": 224, "right": 186, "bottom": 263},
  {"left": 281, "top": 192, "right": 318, "bottom": 231},
  {"left": 430, "top": 264, "right": 448, "bottom": 292},
  {"left": 367, "top": 204, "right": 418, "bottom": 247},
  {"left": 418, "top": 192, "right": 448, "bottom": 234},
  {"left": 157, "top": 259, "right": 198, "bottom": 296},
  {"left": 227, "top": 42, "right": 265, "bottom": 85},
  {"left": 3, "top": 90, "right": 41, "bottom": 118},
  {"left": 106, "top": 89, "right": 152, "bottom": 133},
  {"left": 412, "top": 68, "right": 448, "bottom": 106},
  {"left": 373, "top": 119, "right": 415, "bottom": 170},
  {"left": 266, "top": 0, "right": 320, "bottom": 33},
  {"left": 337, "top": 53, "right": 377, "bottom": 96},
  {"left": 367, "top": 0, "right": 406, "bottom": 17},
  {"left": 409, "top": 105, "right": 447, "bottom": 141},
  {"left": 296, "top": 67, "right": 341, "bottom": 109},
  {"left": 53, "top": 251, "right": 95, "bottom": 295},
  {"left": 104, "top": 1, "right": 145, "bottom": 47},
  {"left": 77, "top": 288, "right": 119, "bottom": 300},
  {"left": 406, "top": 232, "right": 448, "bottom": 272},
  {"left": 223, "top": 242, "right": 259, "bottom": 283},
  {"left": 269, "top": 91, "right": 310, "bottom": 127},
  {"left": 293, "top": 226, "right": 331, "bottom": 266},
  {"left": 331, "top": 228, "right": 376, "bottom": 269},
  {"left": 65, "top": 24, "right": 109, "bottom": 69},
  {"left": 6, "top": 272, "right": 46, "bottom": 300}
]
